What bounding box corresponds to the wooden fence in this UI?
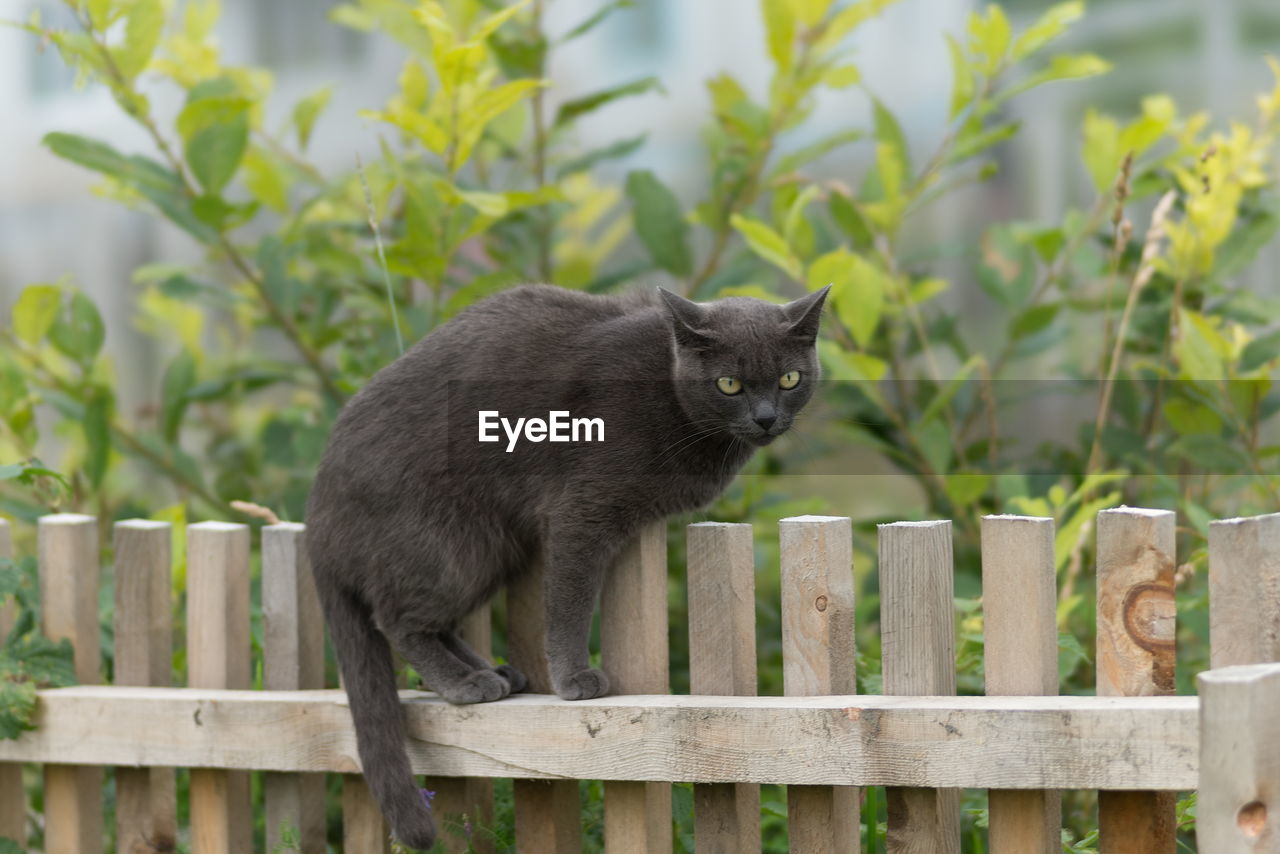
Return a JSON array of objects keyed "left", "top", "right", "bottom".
[{"left": 0, "top": 507, "right": 1277, "bottom": 853}]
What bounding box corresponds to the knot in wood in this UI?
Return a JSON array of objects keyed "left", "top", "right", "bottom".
[
  {"left": 1237, "top": 800, "right": 1267, "bottom": 838},
  {"left": 814, "top": 595, "right": 828, "bottom": 612},
  {"left": 1122, "top": 581, "right": 1175, "bottom": 653}
]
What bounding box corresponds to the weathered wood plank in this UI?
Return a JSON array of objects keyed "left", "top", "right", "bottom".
[
  {"left": 1196, "top": 663, "right": 1280, "bottom": 853},
  {"left": 38, "top": 513, "right": 102, "bottom": 854},
  {"left": 507, "top": 558, "right": 581, "bottom": 854},
  {"left": 780, "top": 516, "right": 856, "bottom": 853},
  {"left": 687, "top": 522, "right": 759, "bottom": 854},
  {"left": 186, "top": 521, "right": 252, "bottom": 854},
  {"left": 262, "top": 523, "right": 327, "bottom": 854},
  {"left": 601, "top": 523, "right": 671, "bottom": 854},
  {"left": 1208, "top": 513, "right": 1280, "bottom": 668},
  {"left": 0, "top": 687, "right": 1200, "bottom": 789},
  {"left": 1095, "top": 507, "right": 1177, "bottom": 854},
  {"left": 880, "top": 519, "right": 960, "bottom": 854},
  {"left": 981, "top": 515, "right": 1060, "bottom": 854},
  {"left": 343, "top": 774, "right": 391, "bottom": 854},
  {"left": 113, "top": 520, "right": 177, "bottom": 854},
  {"left": 425, "top": 604, "right": 495, "bottom": 854},
  {"left": 0, "top": 519, "right": 24, "bottom": 847}
]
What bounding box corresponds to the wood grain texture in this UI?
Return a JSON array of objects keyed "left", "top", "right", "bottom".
[
  {"left": 343, "top": 774, "right": 391, "bottom": 854},
  {"left": 262, "top": 523, "right": 326, "bottom": 854},
  {"left": 113, "top": 520, "right": 177, "bottom": 854},
  {"left": 1208, "top": 513, "right": 1280, "bottom": 668},
  {"left": 426, "top": 603, "right": 495, "bottom": 854},
  {"left": 1095, "top": 507, "right": 1176, "bottom": 854},
  {"left": 981, "top": 515, "right": 1060, "bottom": 854},
  {"left": 186, "top": 521, "right": 251, "bottom": 854},
  {"left": 780, "top": 516, "right": 857, "bottom": 853},
  {"left": 38, "top": 513, "right": 102, "bottom": 854},
  {"left": 1196, "top": 663, "right": 1280, "bottom": 853},
  {"left": 0, "top": 519, "right": 23, "bottom": 846},
  {"left": 0, "top": 687, "right": 1200, "bottom": 789},
  {"left": 878, "top": 519, "right": 959, "bottom": 854},
  {"left": 507, "top": 558, "right": 581, "bottom": 854},
  {"left": 600, "top": 523, "right": 671, "bottom": 854},
  {"left": 687, "top": 523, "right": 759, "bottom": 854}
]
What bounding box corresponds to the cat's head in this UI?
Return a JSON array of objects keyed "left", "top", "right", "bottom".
[{"left": 658, "top": 285, "right": 830, "bottom": 446}]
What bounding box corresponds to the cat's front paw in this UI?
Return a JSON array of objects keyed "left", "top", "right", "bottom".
[
  {"left": 438, "top": 669, "right": 511, "bottom": 704},
  {"left": 494, "top": 664, "right": 528, "bottom": 694},
  {"left": 554, "top": 667, "right": 609, "bottom": 700}
]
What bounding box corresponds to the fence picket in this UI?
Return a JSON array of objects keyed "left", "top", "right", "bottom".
[
  {"left": 981, "top": 515, "right": 1060, "bottom": 854},
  {"left": 780, "top": 515, "right": 857, "bottom": 853},
  {"left": 113, "top": 520, "right": 176, "bottom": 854},
  {"left": 38, "top": 513, "right": 102, "bottom": 854},
  {"left": 1208, "top": 512, "right": 1280, "bottom": 668},
  {"left": 424, "top": 604, "right": 496, "bottom": 853},
  {"left": 687, "top": 522, "right": 760, "bottom": 853},
  {"left": 880, "top": 519, "right": 960, "bottom": 854},
  {"left": 343, "top": 774, "right": 391, "bottom": 854},
  {"left": 601, "top": 522, "right": 672, "bottom": 853},
  {"left": 262, "top": 523, "right": 327, "bottom": 853},
  {"left": 1095, "top": 507, "right": 1177, "bottom": 854},
  {"left": 1195, "top": 662, "right": 1280, "bottom": 852},
  {"left": 507, "top": 557, "right": 582, "bottom": 853},
  {"left": 186, "top": 521, "right": 252, "bottom": 854},
  {"left": 0, "top": 519, "right": 23, "bottom": 846}
]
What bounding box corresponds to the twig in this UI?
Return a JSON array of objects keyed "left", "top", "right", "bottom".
[{"left": 356, "top": 154, "right": 404, "bottom": 356}]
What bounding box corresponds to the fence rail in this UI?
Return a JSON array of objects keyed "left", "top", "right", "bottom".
[{"left": 0, "top": 508, "right": 1277, "bottom": 853}]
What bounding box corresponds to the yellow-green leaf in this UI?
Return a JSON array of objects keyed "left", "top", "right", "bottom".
[
  {"left": 115, "top": 0, "right": 165, "bottom": 79},
  {"left": 12, "top": 284, "right": 62, "bottom": 346},
  {"left": 1176, "top": 308, "right": 1228, "bottom": 380},
  {"left": 474, "top": 0, "right": 531, "bottom": 41},
  {"left": 291, "top": 85, "right": 333, "bottom": 151},
  {"left": 814, "top": 0, "right": 902, "bottom": 53},
  {"left": 791, "top": 0, "right": 833, "bottom": 27},
  {"left": 731, "top": 214, "right": 802, "bottom": 279},
  {"left": 968, "top": 4, "right": 1011, "bottom": 74},
  {"left": 1011, "top": 0, "right": 1083, "bottom": 61},
  {"left": 761, "top": 0, "right": 796, "bottom": 71},
  {"left": 1082, "top": 108, "right": 1120, "bottom": 192},
  {"left": 823, "top": 64, "right": 861, "bottom": 89},
  {"left": 946, "top": 33, "right": 974, "bottom": 119}
]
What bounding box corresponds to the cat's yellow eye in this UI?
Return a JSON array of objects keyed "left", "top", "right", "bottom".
[
  {"left": 716, "top": 376, "right": 743, "bottom": 395},
  {"left": 779, "top": 371, "right": 801, "bottom": 390}
]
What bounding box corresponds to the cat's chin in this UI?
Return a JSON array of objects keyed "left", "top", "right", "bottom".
[{"left": 741, "top": 432, "right": 781, "bottom": 447}]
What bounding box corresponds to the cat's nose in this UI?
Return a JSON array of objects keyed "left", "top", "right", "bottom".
[{"left": 754, "top": 412, "right": 777, "bottom": 431}]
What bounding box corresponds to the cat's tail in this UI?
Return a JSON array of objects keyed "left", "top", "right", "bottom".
[{"left": 323, "top": 584, "right": 437, "bottom": 850}]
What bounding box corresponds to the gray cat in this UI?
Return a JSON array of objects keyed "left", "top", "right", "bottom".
[{"left": 305, "top": 283, "right": 830, "bottom": 848}]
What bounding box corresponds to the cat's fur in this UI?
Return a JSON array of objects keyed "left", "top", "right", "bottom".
[{"left": 305, "top": 283, "right": 829, "bottom": 848}]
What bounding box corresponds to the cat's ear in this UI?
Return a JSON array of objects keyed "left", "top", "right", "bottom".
[
  {"left": 658, "top": 287, "right": 716, "bottom": 350},
  {"left": 782, "top": 284, "right": 831, "bottom": 344}
]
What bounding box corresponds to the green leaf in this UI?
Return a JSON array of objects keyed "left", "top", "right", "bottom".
[
  {"left": 945, "top": 473, "right": 991, "bottom": 506},
  {"left": 1081, "top": 109, "right": 1120, "bottom": 193},
  {"left": 810, "top": 250, "right": 884, "bottom": 348},
  {"left": 179, "top": 91, "right": 251, "bottom": 196},
  {"left": 1176, "top": 308, "right": 1228, "bottom": 380},
  {"left": 556, "top": 134, "right": 646, "bottom": 178},
  {"left": 12, "top": 284, "right": 61, "bottom": 346},
  {"left": 828, "top": 191, "right": 873, "bottom": 250},
  {"left": 1215, "top": 202, "right": 1280, "bottom": 281},
  {"left": 49, "top": 292, "right": 106, "bottom": 366},
  {"left": 625, "top": 170, "right": 692, "bottom": 276},
  {"left": 730, "top": 214, "right": 802, "bottom": 279},
  {"left": 1011, "top": 0, "right": 1083, "bottom": 60},
  {"left": 114, "top": 0, "right": 164, "bottom": 79},
  {"left": 291, "top": 85, "right": 333, "bottom": 151},
  {"left": 782, "top": 184, "right": 819, "bottom": 246},
  {"left": 1240, "top": 329, "right": 1280, "bottom": 372},
  {"left": 919, "top": 354, "right": 984, "bottom": 425},
  {"left": 968, "top": 4, "right": 1011, "bottom": 74},
  {"left": 1163, "top": 398, "right": 1223, "bottom": 436},
  {"left": 822, "top": 64, "right": 861, "bottom": 89},
  {"left": 815, "top": 0, "right": 901, "bottom": 52},
  {"left": 872, "top": 98, "right": 912, "bottom": 178},
  {"left": 553, "top": 76, "right": 663, "bottom": 128},
  {"left": 761, "top": 0, "right": 796, "bottom": 71},
  {"left": 1003, "top": 53, "right": 1111, "bottom": 101},
  {"left": 770, "top": 129, "right": 863, "bottom": 177},
  {"left": 1010, "top": 302, "right": 1060, "bottom": 339},
  {"left": 160, "top": 350, "right": 196, "bottom": 442},
  {"left": 560, "top": 0, "right": 634, "bottom": 43},
  {"left": 82, "top": 387, "right": 113, "bottom": 488},
  {"left": 946, "top": 34, "right": 975, "bottom": 119},
  {"left": 0, "top": 681, "right": 37, "bottom": 741}
]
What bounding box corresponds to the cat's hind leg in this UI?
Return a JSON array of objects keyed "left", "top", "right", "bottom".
[
  {"left": 440, "top": 631, "right": 528, "bottom": 694},
  {"left": 385, "top": 625, "right": 511, "bottom": 705}
]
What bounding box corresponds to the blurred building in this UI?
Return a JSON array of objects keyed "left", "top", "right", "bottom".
[{"left": 0, "top": 0, "right": 1277, "bottom": 407}]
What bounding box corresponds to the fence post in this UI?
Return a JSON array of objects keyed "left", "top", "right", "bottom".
[
  {"left": 187, "top": 521, "right": 252, "bottom": 854},
  {"left": 424, "top": 603, "right": 496, "bottom": 853},
  {"left": 38, "top": 513, "right": 103, "bottom": 854},
  {"left": 601, "top": 522, "right": 672, "bottom": 853},
  {"left": 1208, "top": 512, "right": 1280, "bottom": 668},
  {"left": 1095, "top": 507, "right": 1177, "bottom": 854},
  {"left": 1196, "top": 662, "right": 1280, "bottom": 852},
  {"left": 262, "top": 523, "right": 327, "bottom": 854},
  {"left": 981, "top": 515, "right": 1060, "bottom": 854},
  {"left": 780, "top": 515, "right": 857, "bottom": 853},
  {"left": 880, "top": 519, "right": 960, "bottom": 854},
  {"left": 687, "top": 522, "right": 759, "bottom": 853},
  {"left": 507, "top": 557, "right": 581, "bottom": 853},
  {"left": 113, "top": 520, "right": 176, "bottom": 854},
  {"left": 0, "top": 519, "right": 23, "bottom": 847}
]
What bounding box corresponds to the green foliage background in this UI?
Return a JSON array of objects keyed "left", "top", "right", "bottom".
[{"left": 3, "top": 0, "right": 1280, "bottom": 850}]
